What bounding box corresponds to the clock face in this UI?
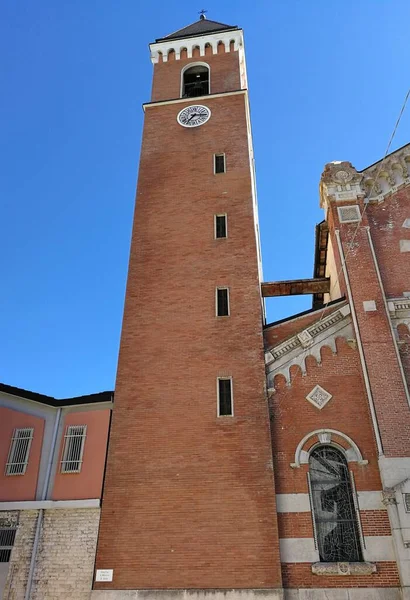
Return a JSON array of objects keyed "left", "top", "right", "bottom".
[{"left": 177, "top": 105, "right": 211, "bottom": 128}]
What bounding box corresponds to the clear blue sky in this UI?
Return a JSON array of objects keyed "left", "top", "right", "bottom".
[{"left": 1, "top": 1, "right": 409, "bottom": 396}]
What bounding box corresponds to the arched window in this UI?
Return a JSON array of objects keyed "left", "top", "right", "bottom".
[
  {"left": 182, "top": 64, "right": 209, "bottom": 98},
  {"left": 309, "top": 446, "right": 363, "bottom": 562}
]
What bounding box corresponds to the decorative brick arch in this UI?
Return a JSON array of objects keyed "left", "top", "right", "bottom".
[{"left": 290, "top": 428, "right": 368, "bottom": 468}]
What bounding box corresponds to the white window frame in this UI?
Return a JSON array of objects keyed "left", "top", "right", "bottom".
[
  {"left": 217, "top": 377, "right": 234, "bottom": 417},
  {"left": 180, "top": 61, "right": 211, "bottom": 98},
  {"left": 216, "top": 287, "right": 230, "bottom": 317},
  {"left": 214, "top": 213, "right": 228, "bottom": 239},
  {"left": 5, "top": 428, "right": 34, "bottom": 476},
  {"left": 213, "top": 153, "right": 226, "bottom": 174},
  {"left": 60, "top": 425, "right": 87, "bottom": 474}
]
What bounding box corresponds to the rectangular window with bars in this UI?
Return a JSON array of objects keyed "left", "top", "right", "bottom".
[
  {"left": 217, "top": 378, "right": 233, "bottom": 417},
  {"left": 5, "top": 428, "right": 34, "bottom": 476},
  {"left": 215, "top": 214, "right": 227, "bottom": 239},
  {"left": 216, "top": 288, "right": 230, "bottom": 317},
  {"left": 0, "top": 528, "right": 17, "bottom": 562},
  {"left": 61, "top": 425, "right": 87, "bottom": 473},
  {"left": 214, "top": 153, "right": 226, "bottom": 174}
]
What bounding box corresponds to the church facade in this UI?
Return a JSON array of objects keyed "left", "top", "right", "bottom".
[{"left": 1, "top": 15, "right": 410, "bottom": 600}]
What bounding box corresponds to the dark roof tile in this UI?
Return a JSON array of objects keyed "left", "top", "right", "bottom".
[{"left": 156, "top": 18, "right": 238, "bottom": 42}]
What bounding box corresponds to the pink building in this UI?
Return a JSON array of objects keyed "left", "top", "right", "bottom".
[{"left": 0, "top": 383, "right": 112, "bottom": 599}]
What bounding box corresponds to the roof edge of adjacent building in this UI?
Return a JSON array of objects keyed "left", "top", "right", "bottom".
[{"left": 0, "top": 382, "right": 114, "bottom": 407}]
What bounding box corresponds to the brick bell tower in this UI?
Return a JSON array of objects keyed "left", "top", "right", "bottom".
[{"left": 93, "top": 15, "right": 282, "bottom": 598}]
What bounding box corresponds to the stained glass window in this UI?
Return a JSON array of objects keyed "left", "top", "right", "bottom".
[{"left": 309, "top": 446, "right": 363, "bottom": 562}]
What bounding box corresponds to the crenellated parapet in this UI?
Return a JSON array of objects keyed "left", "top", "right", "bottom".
[
  {"left": 149, "top": 29, "right": 244, "bottom": 64},
  {"left": 320, "top": 143, "right": 410, "bottom": 208}
]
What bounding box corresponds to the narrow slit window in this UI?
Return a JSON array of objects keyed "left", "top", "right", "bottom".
[
  {"left": 215, "top": 214, "right": 227, "bottom": 239},
  {"left": 0, "top": 528, "right": 17, "bottom": 562},
  {"left": 216, "top": 288, "right": 229, "bottom": 316},
  {"left": 61, "top": 425, "right": 87, "bottom": 473},
  {"left": 5, "top": 428, "right": 34, "bottom": 476},
  {"left": 214, "top": 154, "right": 226, "bottom": 174},
  {"left": 218, "top": 378, "right": 233, "bottom": 416}
]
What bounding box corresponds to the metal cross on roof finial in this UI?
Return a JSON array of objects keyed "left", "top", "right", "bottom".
[{"left": 199, "top": 9, "right": 207, "bottom": 20}]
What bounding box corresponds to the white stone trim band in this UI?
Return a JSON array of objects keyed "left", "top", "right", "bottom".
[
  {"left": 143, "top": 89, "right": 247, "bottom": 111},
  {"left": 279, "top": 536, "right": 395, "bottom": 563},
  {"left": 0, "top": 499, "right": 100, "bottom": 510},
  {"left": 276, "top": 491, "right": 384, "bottom": 513}
]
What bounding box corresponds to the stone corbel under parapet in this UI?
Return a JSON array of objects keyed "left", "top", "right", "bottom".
[{"left": 265, "top": 303, "right": 353, "bottom": 387}]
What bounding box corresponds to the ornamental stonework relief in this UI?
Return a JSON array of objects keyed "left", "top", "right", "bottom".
[{"left": 306, "top": 384, "right": 332, "bottom": 410}]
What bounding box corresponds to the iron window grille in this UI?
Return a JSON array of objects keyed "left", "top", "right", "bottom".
[
  {"left": 5, "top": 428, "right": 34, "bottom": 476},
  {"left": 216, "top": 288, "right": 230, "bottom": 317},
  {"left": 218, "top": 378, "right": 233, "bottom": 416},
  {"left": 215, "top": 214, "right": 227, "bottom": 239},
  {"left": 0, "top": 528, "right": 17, "bottom": 562},
  {"left": 309, "top": 445, "right": 363, "bottom": 562},
  {"left": 214, "top": 154, "right": 226, "bottom": 174},
  {"left": 61, "top": 425, "right": 87, "bottom": 473}
]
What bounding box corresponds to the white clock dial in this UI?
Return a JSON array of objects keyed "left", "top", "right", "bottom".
[{"left": 177, "top": 105, "right": 211, "bottom": 128}]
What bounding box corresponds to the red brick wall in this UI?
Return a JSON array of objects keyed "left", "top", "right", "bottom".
[
  {"left": 367, "top": 188, "right": 410, "bottom": 298},
  {"left": 282, "top": 562, "right": 400, "bottom": 588},
  {"left": 268, "top": 337, "right": 381, "bottom": 495},
  {"left": 278, "top": 513, "right": 313, "bottom": 538},
  {"left": 95, "top": 79, "right": 281, "bottom": 587},
  {"left": 151, "top": 50, "right": 241, "bottom": 102},
  {"left": 328, "top": 199, "right": 410, "bottom": 457},
  {"left": 360, "top": 510, "right": 391, "bottom": 537},
  {"left": 264, "top": 301, "right": 346, "bottom": 349},
  {"left": 278, "top": 510, "right": 391, "bottom": 540}
]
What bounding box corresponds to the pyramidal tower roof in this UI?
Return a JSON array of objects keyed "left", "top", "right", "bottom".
[{"left": 155, "top": 17, "right": 238, "bottom": 42}]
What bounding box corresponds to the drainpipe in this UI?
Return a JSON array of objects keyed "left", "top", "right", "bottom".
[{"left": 24, "top": 407, "right": 62, "bottom": 600}]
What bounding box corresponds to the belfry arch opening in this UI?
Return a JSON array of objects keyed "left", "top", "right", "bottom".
[{"left": 182, "top": 64, "right": 210, "bottom": 98}]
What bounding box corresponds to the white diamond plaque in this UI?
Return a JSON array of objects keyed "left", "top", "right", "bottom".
[{"left": 306, "top": 385, "right": 332, "bottom": 410}]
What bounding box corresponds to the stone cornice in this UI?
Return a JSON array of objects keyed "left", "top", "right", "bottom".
[
  {"left": 265, "top": 304, "right": 353, "bottom": 386},
  {"left": 320, "top": 143, "right": 410, "bottom": 207}
]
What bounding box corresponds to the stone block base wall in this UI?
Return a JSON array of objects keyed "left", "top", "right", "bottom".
[
  {"left": 1, "top": 510, "right": 38, "bottom": 600},
  {"left": 1, "top": 507, "right": 100, "bottom": 600},
  {"left": 90, "top": 589, "right": 404, "bottom": 600},
  {"left": 283, "top": 590, "right": 401, "bottom": 599},
  {"left": 90, "top": 591, "right": 285, "bottom": 600}
]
